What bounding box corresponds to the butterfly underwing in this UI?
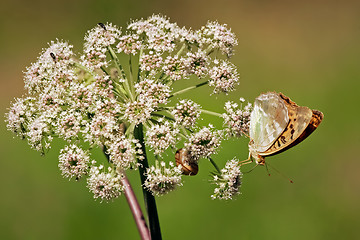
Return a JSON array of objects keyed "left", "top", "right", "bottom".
[{"left": 249, "top": 92, "right": 323, "bottom": 165}]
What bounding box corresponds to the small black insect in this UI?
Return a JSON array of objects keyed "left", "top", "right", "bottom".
[
  {"left": 50, "top": 52, "right": 56, "bottom": 62},
  {"left": 98, "top": 23, "right": 106, "bottom": 31}
]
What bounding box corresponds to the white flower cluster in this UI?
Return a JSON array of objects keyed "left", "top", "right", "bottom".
[
  {"left": 83, "top": 111, "right": 120, "bottom": 145},
  {"left": 222, "top": 98, "right": 252, "bottom": 137},
  {"left": 172, "top": 99, "right": 201, "bottom": 129},
  {"left": 211, "top": 158, "right": 242, "bottom": 200},
  {"left": 185, "top": 125, "right": 222, "bottom": 161},
  {"left": 26, "top": 114, "right": 53, "bottom": 152},
  {"left": 124, "top": 100, "right": 154, "bottom": 126},
  {"left": 128, "top": 15, "right": 179, "bottom": 53},
  {"left": 58, "top": 144, "right": 91, "bottom": 180},
  {"left": 117, "top": 34, "right": 142, "bottom": 55},
  {"left": 200, "top": 21, "right": 238, "bottom": 57},
  {"left": 209, "top": 59, "right": 239, "bottom": 94},
  {"left": 139, "top": 53, "right": 163, "bottom": 74},
  {"left": 162, "top": 56, "right": 187, "bottom": 81},
  {"left": 146, "top": 122, "right": 179, "bottom": 155},
  {"left": 87, "top": 165, "right": 124, "bottom": 202},
  {"left": 82, "top": 23, "right": 121, "bottom": 70},
  {"left": 6, "top": 14, "right": 251, "bottom": 201},
  {"left": 106, "top": 135, "right": 142, "bottom": 170},
  {"left": 24, "top": 40, "right": 75, "bottom": 94},
  {"left": 184, "top": 50, "right": 209, "bottom": 78},
  {"left": 6, "top": 97, "right": 37, "bottom": 139},
  {"left": 135, "top": 79, "right": 170, "bottom": 106},
  {"left": 144, "top": 161, "right": 183, "bottom": 196},
  {"left": 56, "top": 109, "right": 84, "bottom": 141}
]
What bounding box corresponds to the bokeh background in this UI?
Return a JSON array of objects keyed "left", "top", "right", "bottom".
[{"left": 1, "top": 0, "right": 359, "bottom": 239}]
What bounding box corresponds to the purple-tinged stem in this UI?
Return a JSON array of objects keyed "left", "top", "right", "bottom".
[
  {"left": 102, "top": 147, "right": 150, "bottom": 240},
  {"left": 120, "top": 172, "right": 151, "bottom": 240}
]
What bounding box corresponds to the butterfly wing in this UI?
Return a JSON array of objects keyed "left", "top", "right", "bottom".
[
  {"left": 264, "top": 109, "right": 324, "bottom": 156},
  {"left": 260, "top": 93, "right": 323, "bottom": 156},
  {"left": 249, "top": 92, "right": 289, "bottom": 152}
]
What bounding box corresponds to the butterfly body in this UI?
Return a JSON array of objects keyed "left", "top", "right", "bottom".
[{"left": 249, "top": 92, "right": 323, "bottom": 165}]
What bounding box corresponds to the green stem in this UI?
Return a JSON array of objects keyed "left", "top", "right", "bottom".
[
  {"left": 151, "top": 112, "right": 176, "bottom": 122},
  {"left": 113, "top": 82, "right": 130, "bottom": 101},
  {"left": 137, "top": 48, "right": 143, "bottom": 83},
  {"left": 125, "top": 123, "right": 135, "bottom": 138},
  {"left": 208, "top": 157, "right": 221, "bottom": 174},
  {"left": 134, "top": 124, "right": 162, "bottom": 240},
  {"left": 74, "top": 62, "right": 92, "bottom": 73},
  {"left": 205, "top": 44, "right": 215, "bottom": 55},
  {"left": 180, "top": 126, "right": 191, "bottom": 136},
  {"left": 102, "top": 147, "right": 151, "bottom": 240},
  {"left": 100, "top": 66, "right": 110, "bottom": 76},
  {"left": 200, "top": 109, "right": 223, "bottom": 118},
  {"left": 170, "top": 81, "right": 208, "bottom": 98},
  {"left": 108, "top": 46, "right": 135, "bottom": 101},
  {"left": 178, "top": 131, "right": 188, "bottom": 140},
  {"left": 129, "top": 55, "right": 135, "bottom": 96},
  {"left": 176, "top": 43, "right": 186, "bottom": 56},
  {"left": 108, "top": 46, "right": 126, "bottom": 79}
]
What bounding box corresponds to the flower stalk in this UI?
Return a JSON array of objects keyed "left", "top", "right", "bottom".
[
  {"left": 5, "top": 14, "right": 249, "bottom": 239},
  {"left": 170, "top": 81, "right": 209, "bottom": 98},
  {"left": 134, "top": 123, "right": 162, "bottom": 240},
  {"left": 200, "top": 109, "right": 223, "bottom": 117},
  {"left": 102, "top": 147, "right": 151, "bottom": 240},
  {"left": 121, "top": 173, "right": 151, "bottom": 240}
]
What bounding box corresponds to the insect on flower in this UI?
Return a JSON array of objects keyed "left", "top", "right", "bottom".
[
  {"left": 175, "top": 148, "right": 199, "bottom": 176},
  {"left": 248, "top": 92, "right": 324, "bottom": 165},
  {"left": 5, "top": 14, "right": 323, "bottom": 205}
]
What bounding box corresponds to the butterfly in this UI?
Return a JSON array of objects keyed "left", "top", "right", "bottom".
[{"left": 248, "top": 92, "right": 323, "bottom": 165}]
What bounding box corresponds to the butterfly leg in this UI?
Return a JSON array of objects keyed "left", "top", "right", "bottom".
[
  {"left": 240, "top": 129, "right": 251, "bottom": 139},
  {"left": 238, "top": 152, "right": 253, "bottom": 166}
]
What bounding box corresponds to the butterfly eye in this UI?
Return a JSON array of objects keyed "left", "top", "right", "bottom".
[{"left": 175, "top": 148, "right": 198, "bottom": 176}]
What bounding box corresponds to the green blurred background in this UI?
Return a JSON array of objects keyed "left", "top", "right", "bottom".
[{"left": 1, "top": 0, "right": 359, "bottom": 239}]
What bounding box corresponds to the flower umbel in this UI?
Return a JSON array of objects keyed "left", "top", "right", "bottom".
[
  {"left": 82, "top": 23, "right": 121, "bottom": 70},
  {"left": 87, "top": 165, "right": 124, "bottom": 202},
  {"left": 5, "top": 14, "right": 248, "bottom": 202},
  {"left": 146, "top": 121, "right": 179, "bottom": 155},
  {"left": 58, "top": 144, "right": 91, "bottom": 180},
  {"left": 172, "top": 99, "right": 201, "bottom": 129},
  {"left": 106, "top": 135, "right": 142, "bottom": 170},
  {"left": 144, "top": 161, "right": 183, "bottom": 196},
  {"left": 211, "top": 158, "right": 242, "bottom": 200},
  {"left": 185, "top": 125, "right": 222, "bottom": 161},
  {"left": 199, "top": 21, "right": 238, "bottom": 57},
  {"left": 209, "top": 59, "right": 239, "bottom": 94},
  {"left": 223, "top": 98, "right": 252, "bottom": 137}
]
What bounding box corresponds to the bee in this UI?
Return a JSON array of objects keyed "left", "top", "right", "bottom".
[{"left": 175, "top": 148, "right": 198, "bottom": 176}]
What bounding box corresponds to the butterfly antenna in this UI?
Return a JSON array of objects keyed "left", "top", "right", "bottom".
[
  {"left": 242, "top": 164, "right": 259, "bottom": 174},
  {"left": 266, "top": 162, "right": 294, "bottom": 183},
  {"left": 265, "top": 162, "right": 271, "bottom": 176}
]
